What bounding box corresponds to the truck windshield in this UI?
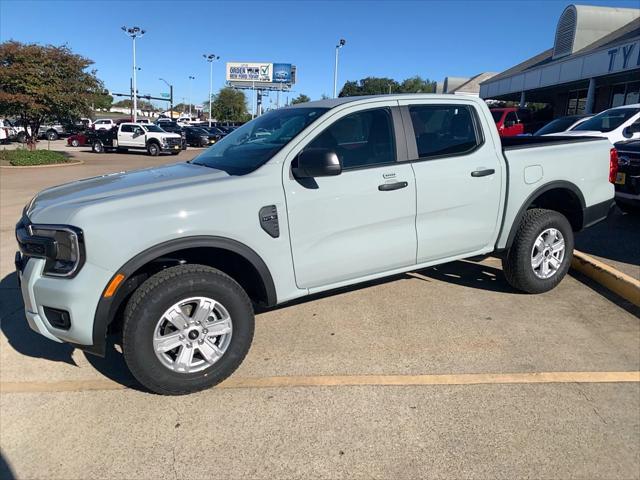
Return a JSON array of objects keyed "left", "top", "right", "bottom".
[
  {"left": 572, "top": 107, "right": 640, "bottom": 133},
  {"left": 144, "top": 125, "right": 165, "bottom": 133},
  {"left": 490, "top": 110, "right": 503, "bottom": 123},
  {"left": 191, "top": 107, "right": 329, "bottom": 175}
]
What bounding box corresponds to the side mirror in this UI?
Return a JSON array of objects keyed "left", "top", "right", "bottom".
[
  {"left": 293, "top": 148, "right": 342, "bottom": 178},
  {"left": 623, "top": 123, "right": 640, "bottom": 138}
]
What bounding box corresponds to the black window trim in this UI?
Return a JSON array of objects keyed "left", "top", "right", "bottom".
[
  {"left": 303, "top": 105, "right": 402, "bottom": 173},
  {"left": 400, "top": 103, "right": 485, "bottom": 163}
]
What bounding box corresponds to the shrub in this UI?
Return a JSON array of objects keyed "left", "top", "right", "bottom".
[{"left": 0, "top": 149, "right": 70, "bottom": 166}]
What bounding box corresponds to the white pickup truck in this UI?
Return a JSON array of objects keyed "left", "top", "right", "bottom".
[
  {"left": 16, "top": 95, "right": 615, "bottom": 394},
  {"left": 88, "top": 122, "right": 183, "bottom": 156}
]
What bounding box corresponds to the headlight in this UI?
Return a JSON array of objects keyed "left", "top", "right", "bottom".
[{"left": 30, "top": 225, "right": 85, "bottom": 277}]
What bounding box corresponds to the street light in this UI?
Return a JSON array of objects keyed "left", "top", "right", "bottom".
[
  {"left": 188, "top": 75, "right": 195, "bottom": 117},
  {"left": 159, "top": 78, "right": 174, "bottom": 119},
  {"left": 121, "top": 26, "right": 146, "bottom": 122},
  {"left": 333, "top": 38, "right": 346, "bottom": 98},
  {"left": 203, "top": 54, "right": 219, "bottom": 127}
]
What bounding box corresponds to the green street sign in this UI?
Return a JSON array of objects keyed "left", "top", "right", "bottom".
[{"left": 160, "top": 93, "right": 170, "bottom": 98}]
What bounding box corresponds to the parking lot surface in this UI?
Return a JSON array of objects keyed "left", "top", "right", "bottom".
[{"left": 1, "top": 148, "right": 639, "bottom": 479}]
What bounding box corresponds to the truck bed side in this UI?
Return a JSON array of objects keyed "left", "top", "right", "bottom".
[{"left": 495, "top": 136, "right": 614, "bottom": 250}]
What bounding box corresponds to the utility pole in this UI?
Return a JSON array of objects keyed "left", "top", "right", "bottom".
[
  {"left": 333, "top": 38, "right": 346, "bottom": 98},
  {"left": 159, "top": 78, "right": 173, "bottom": 119},
  {"left": 203, "top": 54, "right": 219, "bottom": 127},
  {"left": 122, "top": 26, "right": 146, "bottom": 122},
  {"left": 188, "top": 75, "right": 195, "bottom": 117}
]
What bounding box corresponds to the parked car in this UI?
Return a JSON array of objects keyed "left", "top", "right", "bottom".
[
  {"left": 15, "top": 94, "right": 615, "bottom": 395},
  {"left": 67, "top": 133, "right": 90, "bottom": 147},
  {"left": 0, "top": 119, "right": 12, "bottom": 144},
  {"left": 88, "top": 122, "right": 183, "bottom": 156},
  {"left": 92, "top": 119, "right": 116, "bottom": 130},
  {"left": 8, "top": 119, "right": 31, "bottom": 143},
  {"left": 38, "top": 121, "right": 67, "bottom": 141},
  {"left": 193, "top": 125, "right": 225, "bottom": 141},
  {"left": 534, "top": 114, "right": 593, "bottom": 136},
  {"left": 156, "top": 121, "right": 187, "bottom": 149},
  {"left": 547, "top": 104, "right": 640, "bottom": 144},
  {"left": 183, "top": 126, "right": 217, "bottom": 147},
  {"left": 613, "top": 137, "right": 640, "bottom": 213},
  {"left": 490, "top": 108, "right": 528, "bottom": 137}
]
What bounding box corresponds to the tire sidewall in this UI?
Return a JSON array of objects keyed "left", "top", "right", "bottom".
[
  {"left": 92, "top": 141, "right": 104, "bottom": 153},
  {"left": 71, "top": 139, "right": 79, "bottom": 147},
  {"left": 124, "top": 268, "right": 254, "bottom": 394},
  {"left": 514, "top": 211, "right": 574, "bottom": 293},
  {"left": 147, "top": 142, "right": 159, "bottom": 156}
]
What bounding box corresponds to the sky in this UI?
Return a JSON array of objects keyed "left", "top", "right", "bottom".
[{"left": 2, "top": 0, "right": 639, "bottom": 109}]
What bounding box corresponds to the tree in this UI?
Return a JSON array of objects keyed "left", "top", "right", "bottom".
[
  {"left": 91, "top": 89, "right": 113, "bottom": 110},
  {"left": 399, "top": 76, "right": 436, "bottom": 93},
  {"left": 291, "top": 94, "right": 310, "bottom": 105},
  {"left": 0, "top": 41, "right": 107, "bottom": 144},
  {"left": 209, "top": 87, "right": 250, "bottom": 122},
  {"left": 339, "top": 76, "right": 437, "bottom": 97},
  {"left": 173, "top": 103, "right": 197, "bottom": 114},
  {"left": 338, "top": 77, "right": 400, "bottom": 97}
]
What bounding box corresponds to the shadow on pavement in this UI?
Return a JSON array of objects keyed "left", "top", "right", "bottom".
[
  {"left": 0, "top": 272, "right": 144, "bottom": 391},
  {"left": 0, "top": 272, "right": 76, "bottom": 366},
  {"left": 575, "top": 208, "right": 640, "bottom": 267},
  {"left": 0, "top": 451, "right": 16, "bottom": 480},
  {"left": 413, "top": 259, "right": 519, "bottom": 294}
]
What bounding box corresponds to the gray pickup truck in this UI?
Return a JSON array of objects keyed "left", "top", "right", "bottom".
[{"left": 16, "top": 94, "right": 615, "bottom": 394}]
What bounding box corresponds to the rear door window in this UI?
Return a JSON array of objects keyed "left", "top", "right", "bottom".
[{"left": 408, "top": 105, "right": 480, "bottom": 159}]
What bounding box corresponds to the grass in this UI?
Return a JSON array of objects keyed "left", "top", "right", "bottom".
[{"left": 0, "top": 149, "right": 70, "bottom": 166}]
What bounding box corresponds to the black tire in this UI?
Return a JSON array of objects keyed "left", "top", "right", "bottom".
[
  {"left": 16, "top": 131, "right": 27, "bottom": 143},
  {"left": 70, "top": 138, "right": 80, "bottom": 147},
  {"left": 502, "top": 208, "right": 574, "bottom": 294},
  {"left": 147, "top": 142, "right": 160, "bottom": 156},
  {"left": 46, "top": 130, "right": 58, "bottom": 141},
  {"left": 92, "top": 140, "right": 104, "bottom": 153},
  {"left": 122, "top": 264, "right": 255, "bottom": 395}
]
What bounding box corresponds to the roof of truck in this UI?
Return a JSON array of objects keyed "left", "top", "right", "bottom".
[{"left": 286, "top": 94, "right": 484, "bottom": 109}]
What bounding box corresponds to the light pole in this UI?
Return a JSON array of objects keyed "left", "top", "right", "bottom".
[
  {"left": 122, "top": 26, "right": 146, "bottom": 122},
  {"left": 203, "top": 54, "right": 219, "bottom": 127},
  {"left": 159, "top": 78, "right": 174, "bottom": 119},
  {"left": 188, "top": 75, "right": 195, "bottom": 117},
  {"left": 333, "top": 38, "right": 346, "bottom": 98}
]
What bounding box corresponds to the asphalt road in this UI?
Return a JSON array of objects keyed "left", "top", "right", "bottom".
[{"left": 0, "top": 144, "right": 638, "bottom": 479}]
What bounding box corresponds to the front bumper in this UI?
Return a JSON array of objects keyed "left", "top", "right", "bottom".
[{"left": 16, "top": 253, "right": 114, "bottom": 349}]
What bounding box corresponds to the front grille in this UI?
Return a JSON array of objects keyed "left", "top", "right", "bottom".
[{"left": 166, "top": 137, "right": 181, "bottom": 146}]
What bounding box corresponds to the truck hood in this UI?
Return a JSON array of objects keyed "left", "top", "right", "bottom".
[{"left": 26, "top": 162, "right": 228, "bottom": 221}]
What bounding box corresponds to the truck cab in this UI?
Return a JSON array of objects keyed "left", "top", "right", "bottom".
[{"left": 491, "top": 107, "right": 527, "bottom": 137}]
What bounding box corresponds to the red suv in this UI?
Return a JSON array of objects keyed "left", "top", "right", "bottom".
[{"left": 491, "top": 107, "right": 529, "bottom": 137}]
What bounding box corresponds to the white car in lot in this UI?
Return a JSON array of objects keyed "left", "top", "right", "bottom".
[
  {"left": 548, "top": 104, "right": 640, "bottom": 144},
  {"left": 92, "top": 119, "right": 116, "bottom": 130}
]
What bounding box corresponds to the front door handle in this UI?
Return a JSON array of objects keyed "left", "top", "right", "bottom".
[
  {"left": 378, "top": 181, "right": 408, "bottom": 191},
  {"left": 471, "top": 168, "right": 495, "bottom": 178}
]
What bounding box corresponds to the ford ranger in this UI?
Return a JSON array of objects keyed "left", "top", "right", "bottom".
[
  {"left": 15, "top": 95, "right": 615, "bottom": 395},
  {"left": 88, "top": 122, "right": 182, "bottom": 156}
]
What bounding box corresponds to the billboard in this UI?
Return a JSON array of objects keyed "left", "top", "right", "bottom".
[
  {"left": 226, "top": 62, "right": 295, "bottom": 86},
  {"left": 226, "top": 62, "right": 272, "bottom": 83}
]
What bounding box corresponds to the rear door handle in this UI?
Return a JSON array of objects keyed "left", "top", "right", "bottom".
[
  {"left": 378, "top": 181, "right": 408, "bottom": 191},
  {"left": 471, "top": 168, "right": 495, "bottom": 178}
]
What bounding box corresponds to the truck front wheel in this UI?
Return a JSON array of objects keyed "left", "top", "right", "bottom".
[
  {"left": 147, "top": 142, "right": 160, "bottom": 156},
  {"left": 122, "top": 264, "right": 255, "bottom": 395},
  {"left": 502, "top": 208, "right": 573, "bottom": 294}
]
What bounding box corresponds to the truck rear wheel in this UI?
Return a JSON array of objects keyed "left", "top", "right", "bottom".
[
  {"left": 147, "top": 142, "right": 160, "bottom": 156},
  {"left": 502, "top": 208, "right": 573, "bottom": 294},
  {"left": 122, "top": 264, "right": 254, "bottom": 395},
  {"left": 92, "top": 140, "right": 104, "bottom": 153}
]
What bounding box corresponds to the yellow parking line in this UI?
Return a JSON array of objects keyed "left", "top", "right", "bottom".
[{"left": 1, "top": 371, "right": 638, "bottom": 394}]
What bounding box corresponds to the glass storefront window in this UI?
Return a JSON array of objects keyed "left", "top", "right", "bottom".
[
  {"left": 625, "top": 82, "right": 639, "bottom": 105},
  {"left": 610, "top": 82, "right": 640, "bottom": 108},
  {"left": 611, "top": 84, "right": 626, "bottom": 108},
  {"left": 566, "top": 89, "right": 588, "bottom": 115}
]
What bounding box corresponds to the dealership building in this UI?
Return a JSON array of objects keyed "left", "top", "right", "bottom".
[{"left": 480, "top": 4, "right": 640, "bottom": 116}]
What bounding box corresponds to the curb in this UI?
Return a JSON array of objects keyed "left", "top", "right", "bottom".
[
  {"left": 0, "top": 159, "right": 83, "bottom": 169},
  {"left": 571, "top": 250, "right": 640, "bottom": 307}
]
